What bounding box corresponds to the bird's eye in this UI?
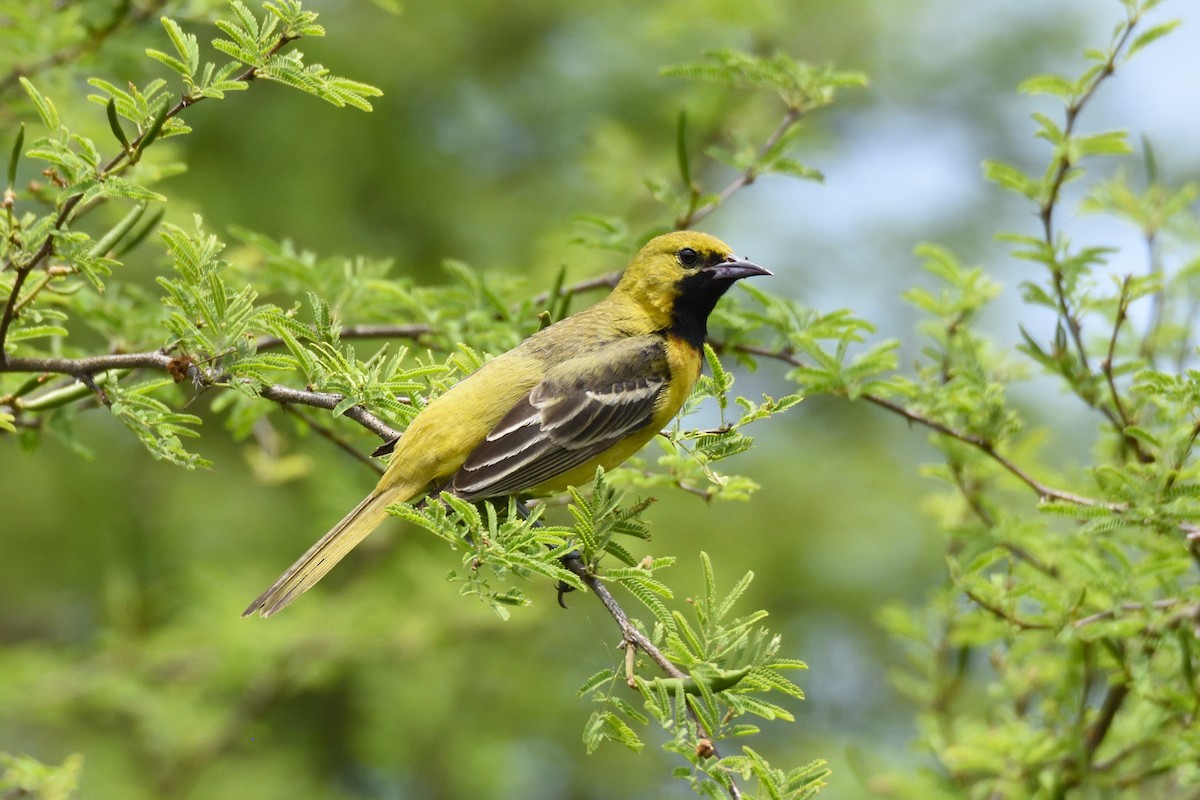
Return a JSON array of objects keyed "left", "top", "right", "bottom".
[{"left": 678, "top": 247, "right": 700, "bottom": 268}]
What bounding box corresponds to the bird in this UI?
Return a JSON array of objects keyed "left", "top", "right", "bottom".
[{"left": 243, "top": 230, "right": 770, "bottom": 617}]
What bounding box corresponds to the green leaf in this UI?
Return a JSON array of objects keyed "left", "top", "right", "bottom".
[
  {"left": 6, "top": 123, "right": 23, "bottom": 189},
  {"left": 135, "top": 102, "right": 170, "bottom": 158},
  {"left": 1018, "top": 73, "right": 1076, "bottom": 99},
  {"left": 676, "top": 108, "right": 692, "bottom": 188},
  {"left": 145, "top": 49, "right": 192, "bottom": 78},
  {"left": 1074, "top": 130, "right": 1132, "bottom": 158},
  {"left": 161, "top": 16, "right": 200, "bottom": 77},
  {"left": 7, "top": 325, "right": 69, "bottom": 343},
  {"left": 983, "top": 159, "right": 1040, "bottom": 199},
  {"left": 19, "top": 78, "right": 60, "bottom": 130},
  {"left": 105, "top": 99, "right": 130, "bottom": 150},
  {"left": 1126, "top": 19, "right": 1180, "bottom": 59}
]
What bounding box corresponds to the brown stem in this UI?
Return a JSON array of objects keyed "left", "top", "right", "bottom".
[
  {"left": 719, "top": 340, "right": 1123, "bottom": 510},
  {"left": 1036, "top": 16, "right": 1141, "bottom": 449},
  {"left": 677, "top": 107, "right": 803, "bottom": 230},
  {"left": 561, "top": 557, "right": 744, "bottom": 800},
  {"left": 278, "top": 403, "right": 385, "bottom": 474},
  {"left": 1101, "top": 276, "right": 1153, "bottom": 463},
  {"left": 1072, "top": 599, "right": 1184, "bottom": 629},
  {"left": 0, "top": 350, "right": 401, "bottom": 442},
  {"left": 1085, "top": 682, "right": 1129, "bottom": 760}
]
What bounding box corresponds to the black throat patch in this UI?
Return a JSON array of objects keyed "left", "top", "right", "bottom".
[{"left": 667, "top": 270, "right": 737, "bottom": 350}]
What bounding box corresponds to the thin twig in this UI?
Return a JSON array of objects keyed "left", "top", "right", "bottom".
[
  {"left": 962, "top": 587, "right": 1051, "bottom": 631},
  {"left": 0, "top": 33, "right": 299, "bottom": 361},
  {"left": 717, "top": 340, "right": 1122, "bottom": 510},
  {"left": 0, "top": 350, "right": 401, "bottom": 442},
  {"left": 867, "top": 392, "right": 1116, "bottom": 507},
  {"left": 1038, "top": 24, "right": 1133, "bottom": 366},
  {"left": 677, "top": 107, "right": 803, "bottom": 230},
  {"left": 1073, "top": 599, "right": 1184, "bottom": 628},
  {"left": 278, "top": 403, "right": 384, "bottom": 474},
  {"left": 949, "top": 461, "right": 1061, "bottom": 578},
  {"left": 1141, "top": 229, "right": 1164, "bottom": 367},
  {"left": 527, "top": 271, "right": 622, "bottom": 309},
  {"left": 1102, "top": 276, "right": 1133, "bottom": 427},
  {"left": 561, "top": 557, "right": 744, "bottom": 800},
  {"left": 0, "top": 0, "right": 170, "bottom": 95},
  {"left": 1084, "top": 682, "right": 1130, "bottom": 760},
  {"left": 254, "top": 384, "right": 400, "bottom": 441},
  {"left": 1100, "top": 276, "right": 1153, "bottom": 463},
  {"left": 1036, "top": 16, "right": 1145, "bottom": 458}
]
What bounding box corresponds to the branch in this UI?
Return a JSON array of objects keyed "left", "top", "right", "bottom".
[
  {"left": 0, "top": 350, "right": 401, "bottom": 442},
  {"left": 0, "top": 0, "right": 169, "bottom": 96},
  {"left": 1036, "top": 14, "right": 1144, "bottom": 449},
  {"left": 278, "top": 404, "right": 384, "bottom": 474},
  {"left": 0, "top": 32, "right": 301, "bottom": 361},
  {"left": 527, "top": 271, "right": 622, "bottom": 310},
  {"left": 561, "top": 557, "right": 744, "bottom": 800},
  {"left": 676, "top": 107, "right": 803, "bottom": 230},
  {"left": 257, "top": 382, "right": 399, "bottom": 441},
  {"left": 719, "top": 341, "right": 1121, "bottom": 510},
  {"left": 1084, "top": 682, "right": 1129, "bottom": 760},
  {"left": 1100, "top": 276, "right": 1153, "bottom": 463},
  {"left": 963, "top": 587, "right": 1052, "bottom": 631},
  {"left": 1072, "top": 599, "right": 1197, "bottom": 630},
  {"left": 864, "top": 393, "right": 1116, "bottom": 507},
  {"left": 1, "top": 351, "right": 174, "bottom": 374}
]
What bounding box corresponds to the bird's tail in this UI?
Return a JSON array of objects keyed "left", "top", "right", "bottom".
[{"left": 242, "top": 489, "right": 399, "bottom": 618}]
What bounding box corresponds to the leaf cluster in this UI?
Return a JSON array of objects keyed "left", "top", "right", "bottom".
[{"left": 580, "top": 552, "right": 826, "bottom": 799}]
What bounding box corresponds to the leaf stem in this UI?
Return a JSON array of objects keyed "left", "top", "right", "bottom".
[{"left": 676, "top": 107, "right": 803, "bottom": 230}]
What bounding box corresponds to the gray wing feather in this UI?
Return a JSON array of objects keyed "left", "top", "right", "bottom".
[{"left": 450, "top": 342, "right": 668, "bottom": 500}]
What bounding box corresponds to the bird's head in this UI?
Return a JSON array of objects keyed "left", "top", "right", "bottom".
[{"left": 614, "top": 231, "right": 771, "bottom": 347}]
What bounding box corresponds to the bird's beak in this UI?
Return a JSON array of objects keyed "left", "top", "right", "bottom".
[{"left": 706, "top": 255, "right": 772, "bottom": 281}]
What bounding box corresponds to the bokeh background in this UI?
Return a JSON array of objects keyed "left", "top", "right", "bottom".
[{"left": 2, "top": 0, "right": 1198, "bottom": 797}]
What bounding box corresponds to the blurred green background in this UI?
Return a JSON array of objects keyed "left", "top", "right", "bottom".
[{"left": 2, "top": 0, "right": 1198, "bottom": 797}]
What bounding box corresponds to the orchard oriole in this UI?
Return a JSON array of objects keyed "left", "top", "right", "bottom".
[{"left": 244, "top": 231, "right": 769, "bottom": 617}]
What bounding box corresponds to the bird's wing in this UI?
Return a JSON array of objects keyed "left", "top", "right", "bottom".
[{"left": 450, "top": 335, "right": 669, "bottom": 500}]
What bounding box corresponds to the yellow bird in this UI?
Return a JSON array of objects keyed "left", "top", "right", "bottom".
[{"left": 243, "top": 231, "right": 769, "bottom": 617}]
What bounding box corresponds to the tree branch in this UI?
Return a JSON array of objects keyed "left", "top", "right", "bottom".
[
  {"left": 560, "top": 557, "right": 744, "bottom": 800},
  {"left": 718, "top": 340, "right": 1123, "bottom": 510},
  {"left": 0, "top": 350, "right": 401, "bottom": 442},
  {"left": 527, "top": 271, "right": 622, "bottom": 309},
  {"left": 962, "top": 587, "right": 1051, "bottom": 631},
  {"left": 676, "top": 107, "right": 803, "bottom": 230},
  {"left": 257, "top": 382, "right": 399, "bottom": 441},
  {"left": 1084, "top": 682, "right": 1129, "bottom": 760},
  {"left": 1036, "top": 14, "right": 1148, "bottom": 460},
  {"left": 278, "top": 404, "right": 384, "bottom": 474},
  {"left": 0, "top": 0, "right": 170, "bottom": 96},
  {"left": 0, "top": 32, "right": 301, "bottom": 362}
]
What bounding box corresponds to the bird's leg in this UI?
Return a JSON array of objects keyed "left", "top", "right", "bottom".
[{"left": 515, "top": 500, "right": 583, "bottom": 608}]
